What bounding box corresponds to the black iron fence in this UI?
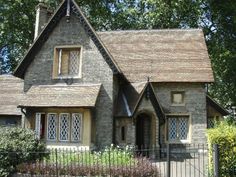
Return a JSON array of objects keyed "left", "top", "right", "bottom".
[{"left": 2, "top": 144, "right": 235, "bottom": 177}]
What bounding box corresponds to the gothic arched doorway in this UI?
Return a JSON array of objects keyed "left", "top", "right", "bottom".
[{"left": 136, "top": 113, "right": 152, "bottom": 150}]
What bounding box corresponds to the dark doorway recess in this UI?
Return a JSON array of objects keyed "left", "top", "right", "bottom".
[{"left": 136, "top": 113, "right": 151, "bottom": 150}]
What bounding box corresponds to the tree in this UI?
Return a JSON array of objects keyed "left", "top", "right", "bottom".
[
  {"left": 204, "top": 0, "right": 236, "bottom": 106},
  {"left": 0, "top": 0, "right": 235, "bottom": 106},
  {"left": 0, "top": 0, "right": 38, "bottom": 73}
]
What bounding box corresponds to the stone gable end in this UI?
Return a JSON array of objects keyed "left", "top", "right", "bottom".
[{"left": 24, "top": 13, "right": 114, "bottom": 146}]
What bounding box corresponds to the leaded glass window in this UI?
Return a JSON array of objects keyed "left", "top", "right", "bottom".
[
  {"left": 179, "top": 117, "right": 188, "bottom": 139},
  {"left": 47, "top": 113, "right": 57, "bottom": 140},
  {"left": 69, "top": 50, "right": 80, "bottom": 75},
  {"left": 71, "top": 113, "right": 82, "bottom": 142},
  {"left": 53, "top": 47, "right": 81, "bottom": 78},
  {"left": 168, "top": 118, "right": 177, "bottom": 141},
  {"left": 168, "top": 116, "right": 189, "bottom": 141},
  {"left": 207, "top": 117, "right": 215, "bottom": 128},
  {"left": 59, "top": 113, "right": 70, "bottom": 141}
]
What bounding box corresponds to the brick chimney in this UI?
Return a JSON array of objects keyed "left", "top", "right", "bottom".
[{"left": 34, "top": 3, "right": 52, "bottom": 40}]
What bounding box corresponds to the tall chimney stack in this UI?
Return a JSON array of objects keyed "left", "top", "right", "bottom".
[{"left": 34, "top": 3, "right": 52, "bottom": 40}]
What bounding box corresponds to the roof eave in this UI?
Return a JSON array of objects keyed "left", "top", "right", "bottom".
[
  {"left": 206, "top": 95, "right": 229, "bottom": 116},
  {"left": 17, "top": 105, "right": 95, "bottom": 108}
]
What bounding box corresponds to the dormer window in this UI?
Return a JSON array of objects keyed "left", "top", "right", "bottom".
[{"left": 53, "top": 46, "right": 82, "bottom": 78}]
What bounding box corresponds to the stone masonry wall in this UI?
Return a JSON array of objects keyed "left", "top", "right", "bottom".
[
  {"left": 24, "top": 14, "right": 114, "bottom": 146},
  {"left": 153, "top": 83, "right": 207, "bottom": 144},
  {"left": 120, "top": 82, "right": 207, "bottom": 146}
]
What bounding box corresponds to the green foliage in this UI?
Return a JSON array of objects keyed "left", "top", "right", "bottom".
[
  {"left": 206, "top": 0, "right": 236, "bottom": 106},
  {"left": 0, "top": 0, "right": 235, "bottom": 106},
  {"left": 16, "top": 145, "right": 159, "bottom": 176},
  {"left": 45, "top": 145, "right": 135, "bottom": 166},
  {"left": 0, "top": 0, "right": 38, "bottom": 73},
  {"left": 0, "top": 127, "right": 46, "bottom": 177},
  {"left": 207, "top": 121, "right": 236, "bottom": 176}
]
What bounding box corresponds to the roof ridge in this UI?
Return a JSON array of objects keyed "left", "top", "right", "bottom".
[{"left": 97, "top": 28, "right": 202, "bottom": 34}]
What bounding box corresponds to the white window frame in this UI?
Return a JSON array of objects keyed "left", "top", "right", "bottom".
[
  {"left": 47, "top": 113, "right": 58, "bottom": 141},
  {"left": 58, "top": 49, "right": 62, "bottom": 75},
  {"left": 71, "top": 113, "right": 83, "bottom": 142},
  {"left": 59, "top": 113, "right": 70, "bottom": 142},
  {"left": 167, "top": 115, "right": 190, "bottom": 143},
  {"left": 35, "top": 113, "right": 41, "bottom": 139}
]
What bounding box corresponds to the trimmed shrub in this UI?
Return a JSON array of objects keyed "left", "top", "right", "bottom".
[
  {"left": 0, "top": 127, "right": 46, "bottom": 177},
  {"left": 17, "top": 158, "right": 159, "bottom": 176},
  {"left": 207, "top": 121, "right": 236, "bottom": 176}
]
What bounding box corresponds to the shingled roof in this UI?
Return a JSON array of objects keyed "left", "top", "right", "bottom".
[
  {"left": 98, "top": 29, "right": 214, "bottom": 83},
  {"left": 19, "top": 84, "right": 101, "bottom": 108},
  {"left": 0, "top": 75, "right": 24, "bottom": 115}
]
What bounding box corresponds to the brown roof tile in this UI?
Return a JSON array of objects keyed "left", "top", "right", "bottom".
[
  {"left": 98, "top": 29, "right": 214, "bottom": 83},
  {"left": 19, "top": 84, "right": 101, "bottom": 107},
  {"left": 0, "top": 75, "right": 24, "bottom": 115}
]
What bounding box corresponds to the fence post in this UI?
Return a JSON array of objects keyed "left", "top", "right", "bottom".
[
  {"left": 213, "top": 144, "right": 219, "bottom": 177},
  {"left": 55, "top": 149, "right": 59, "bottom": 177},
  {"left": 109, "top": 147, "right": 111, "bottom": 177},
  {"left": 167, "top": 143, "right": 171, "bottom": 177}
]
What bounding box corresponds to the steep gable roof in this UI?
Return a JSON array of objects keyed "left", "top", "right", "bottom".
[
  {"left": 206, "top": 95, "right": 229, "bottom": 116},
  {"left": 14, "top": 0, "right": 120, "bottom": 79},
  {"left": 98, "top": 29, "right": 214, "bottom": 83},
  {"left": 115, "top": 82, "right": 165, "bottom": 124}
]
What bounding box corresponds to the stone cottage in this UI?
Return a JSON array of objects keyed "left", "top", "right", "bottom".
[{"left": 0, "top": 0, "right": 228, "bottom": 149}]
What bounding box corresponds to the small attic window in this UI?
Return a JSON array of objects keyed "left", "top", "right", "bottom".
[
  {"left": 53, "top": 46, "right": 82, "bottom": 78},
  {"left": 171, "top": 91, "right": 185, "bottom": 105}
]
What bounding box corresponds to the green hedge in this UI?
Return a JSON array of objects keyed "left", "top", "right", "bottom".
[
  {"left": 0, "top": 127, "right": 46, "bottom": 177},
  {"left": 207, "top": 121, "right": 236, "bottom": 176}
]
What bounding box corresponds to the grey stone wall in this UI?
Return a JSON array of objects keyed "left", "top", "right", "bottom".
[
  {"left": 153, "top": 83, "right": 207, "bottom": 144},
  {"left": 116, "top": 97, "right": 159, "bottom": 147},
  {"left": 117, "top": 82, "right": 207, "bottom": 146},
  {"left": 24, "top": 14, "right": 114, "bottom": 146}
]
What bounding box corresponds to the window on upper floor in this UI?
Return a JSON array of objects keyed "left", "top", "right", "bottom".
[
  {"left": 167, "top": 115, "right": 189, "bottom": 143},
  {"left": 171, "top": 91, "right": 185, "bottom": 105},
  {"left": 53, "top": 46, "right": 82, "bottom": 78}
]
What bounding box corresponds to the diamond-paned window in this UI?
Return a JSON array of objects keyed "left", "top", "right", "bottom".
[
  {"left": 47, "top": 113, "right": 57, "bottom": 140},
  {"left": 53, "top": 47, "right": 81, "bottom": 78},
  {"left": 71, "top": 113, "right": 82, "bottom": 142},
  {"left": 179, "top": 117, "right": 188, "bottom": 139},
  {"left": 168, "top": 116, "right": 189, "bottom": 142},
  {"left": 207, "top": 117, "right": 215, "bottom": 128},
  {"left": 168, "top": 118, "right": 177, "bottom": 140},
  {"left": 69, "top": 50, "right": 80, "bottom": 75},
  {"left": 59, "top": 113, "right": 70, "bottom": 141}
]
